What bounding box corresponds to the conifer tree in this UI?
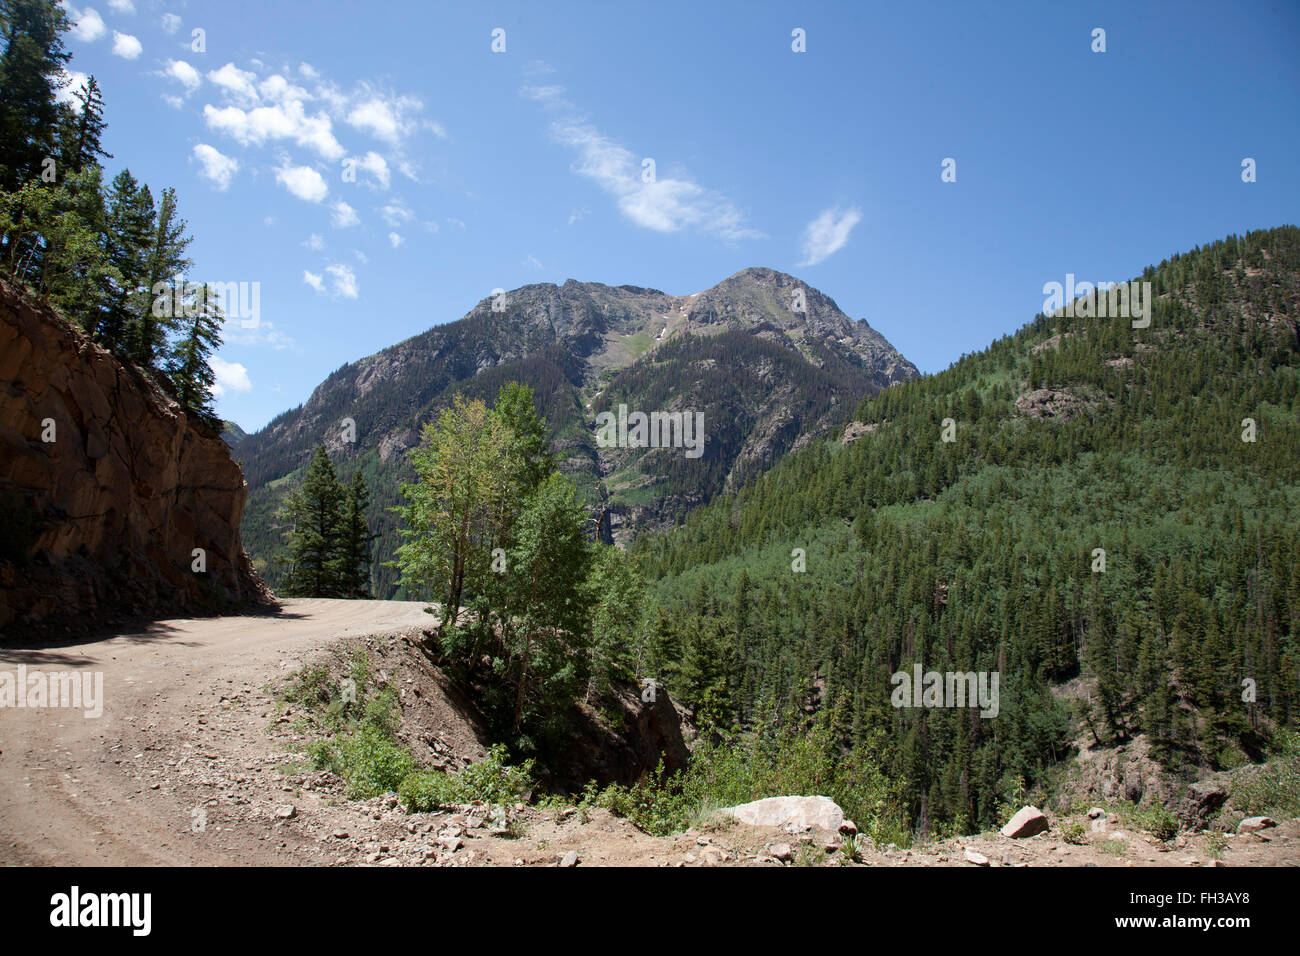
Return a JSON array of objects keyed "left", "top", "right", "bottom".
[
  {"left": 166, "top": 283, "right": 223, "bottom": 419},
  {"left": 337, "top": 470, "right": 376, "bottom": 598},
  {"left": 282, "top": 446, "right": 346, "bottom": 598},
  {"left": 0, "top": 0, "right": 71, "bottom": 191}
]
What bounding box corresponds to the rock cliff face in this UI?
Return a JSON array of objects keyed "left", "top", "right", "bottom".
[{"left": 0, "top": 279, "right": 268, "bottom": 639}]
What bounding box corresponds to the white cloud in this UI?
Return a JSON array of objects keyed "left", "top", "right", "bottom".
[
  {"left": 325, "top": 263, "right": 358, "bottom": 299},
  {"left": 388, "top": 232, "right": 404, "bottom": 248},
  {"left": 110, "top": 31, "right": 141, "bottom": 59},
  {"left": 523, "top": 85, "right": 760, "bottom": 242},
  {"left": 210, "top": 357, "right": 252, "bottom": 397},
  {"left": 378, "top": 201, "right": 413, "bottom": 227},
  {"left": 798, "top": 206, "right": 862, "bottom": 266},
  {"left": 161, "top": 93, "right": 183, "bottom": 109},
  {"left": 273, "top": 162, "right": 328, "bottom": 203},
  {"left": 330, "top": 200, "right": 359, "bottom": 228},
  {"left": 164, "top": 59, "right": 201, "bottom": 94},
  {"left": 568, "top": 207, "right": 587, "bottom": 225},
  {"left": 302, "top": 270, "right": 324, "bottom": 292},
  {"left": 192, "top": 143, "right": 238, "bottom": 190},
  {"left": 522, "top": 253, "right": 543, "bottom": 270},
  {"left": 257, "top": 73, "right": 312, "bottom": 105},
  {"left": 202, "top": 100, "right": 344, "bottom": 161},
  {"left": 298, "top": 62, "right": 319, "bottom": 80},
  {"left": 160, "top": 12, "right": 180, "bottom": 33},
  {"left": 107, "top": 0, "right": 134, "bottom": 14},
  {"left": 70, "top": 6, "right": 107, "bottom": 41},
  {"left": 305, "top": 233, "right": 324, "bottom": 250},
  {"left": 207, "top": 62, "right": 260, "bottom": 104},
  {"left": 347, "top": 150, "right": 389, "bottom": 189},
  {"left": 346, "top": 92, "right": 423, "bottom": 144}
]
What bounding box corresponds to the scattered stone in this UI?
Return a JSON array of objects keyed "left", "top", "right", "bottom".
[
  {"left": 963, "top": 848, "right": 990, "bottom": 867},
  {"left": 1001, "top": 806, "right": 1050, "bottom": 839},
  {"left": 559, "top": 850, "right": 579, "bottom": 868},
  {"left": 768, "top": 843, "right": 793, "bottom": 861},
  {"left": 1087, "top": 807, "right": 1106, "bottom": 820},
  {"left": 275, "top": 804, "right": 296, "bottom": 820}
]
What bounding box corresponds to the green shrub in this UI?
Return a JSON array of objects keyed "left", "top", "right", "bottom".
[
  {"left": 1134, "top": 804, "right": 1179, "bottom": 842},
  {"left": 1060, "top": 819, "right": 1087, "bottom": 845},
  {"left": 310, "top": 724, "right": 416, "bottom": 799},
  {"left": 399, "top": 746, "right": 534, "bottom": 812}
]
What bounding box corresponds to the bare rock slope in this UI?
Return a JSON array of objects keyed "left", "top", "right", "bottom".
[{"left": 0, "top": 279, "right": 268, "bottom": 638}]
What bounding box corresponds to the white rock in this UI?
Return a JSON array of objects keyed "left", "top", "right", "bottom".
[{"left": 721, "top": 796, "right": 844, "bottom": 832}]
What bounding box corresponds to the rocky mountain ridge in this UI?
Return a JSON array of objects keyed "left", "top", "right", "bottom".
[{"left": 237, "top": 267, "right": 917, "bottom": 596}]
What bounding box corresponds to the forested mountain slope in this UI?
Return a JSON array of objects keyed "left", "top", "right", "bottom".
[
  {"left": 633, "top": 227, "right": 1300, "bottom": 834},
  {"left": 237, "top": 268, "right": 916, "bottom": 596}
]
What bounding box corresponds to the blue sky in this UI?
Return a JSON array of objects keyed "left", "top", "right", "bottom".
[{"left": 56, "top": 0, "right": 1300, "bottom": 430}]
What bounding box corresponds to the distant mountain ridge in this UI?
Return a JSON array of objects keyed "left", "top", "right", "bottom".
[{"left": 236, "top": 267, "right": 917, "bottom": 597}]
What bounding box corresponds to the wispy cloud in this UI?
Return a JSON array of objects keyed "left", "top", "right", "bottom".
[
  {"left": 522, "top": 84, "right": 761, "bottom": 242},
  {"left": 799, "top": 206, "right": 861, "bottom": 266},
  {"left": 325, "top": 263, "right": 358, "bottom": 298},
  {"left": 330, "top": 199, "right": 359, "bottom": 228}
]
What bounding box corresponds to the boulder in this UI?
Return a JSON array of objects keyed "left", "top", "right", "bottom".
[
  {"left": 721, "top": 796, "right": 844, "bottom": 832},
  {"left": 1237, "top": 816, "right": 1277, "bottom": 834},
  {"left": 1000, "top": 806, "right": 1050, "bottom": 839},
  {"left": 1178, "top": 781, "right": 1227, "bottom": 830}
]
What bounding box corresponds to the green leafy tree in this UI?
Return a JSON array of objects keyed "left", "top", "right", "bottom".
[
  {"left": 391, "top": 394, "right": 511, "bottom": 632},
  {"left": 502, "top": 471, "right": 591, "bottom": 733}
]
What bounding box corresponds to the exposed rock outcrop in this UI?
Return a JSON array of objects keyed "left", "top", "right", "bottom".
[{"left": 0, "top": 279, "right": 270, "bottom": 638}]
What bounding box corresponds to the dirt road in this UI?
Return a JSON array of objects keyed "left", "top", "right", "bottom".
[{"left": 0, "top": 599, "right": 433, "bottom": 866}]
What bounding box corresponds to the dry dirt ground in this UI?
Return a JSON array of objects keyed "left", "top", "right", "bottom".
[{"left": 2, "top": 599, "right": 1298, "bottom": 868}]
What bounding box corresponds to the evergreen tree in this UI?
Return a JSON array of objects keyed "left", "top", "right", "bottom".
[
  {"left": 133, "top": 186, "right": 190, "bottom": 366},
  {"left": 165, "top": 282, "right": 223, "bottom": 419},
  {"left": 0, "top": 0, "right": 70, "bottom": 191},
  {"left": 57, "top": 74, "right": 110, "bottom": 174},
  {"left": 98, "top": 169, "right": 154, "bottom": 351},
  {"left": 281, "top": 446, "right": 346, "bottom": 598},
  {"left": 337, "top": 470, "right": 376, "bottom": 598}
]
